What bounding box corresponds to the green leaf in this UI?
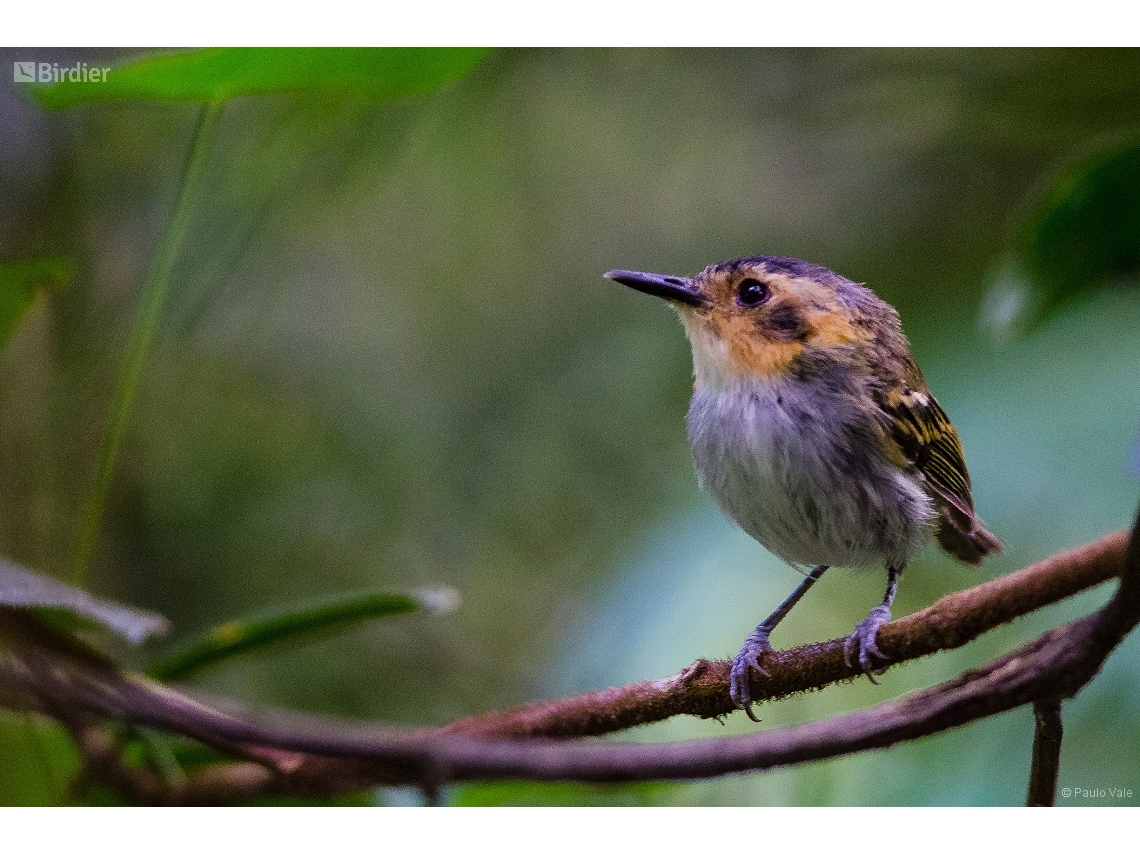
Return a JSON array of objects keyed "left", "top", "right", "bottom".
[
  {"left": 147, "top": 587, "right": 460, "bottom": 681},
  {"left": 0, "top": 557, "right": 168, "bottom": 645},
  {"left": 72, "top": 104, "right": 222, "bottom": 588},
  {"left": 446, "top": 780, "right": 681, "bottom": 807},
  {"left": 32, "top": 48, "right": 489, "bottom": 108},
  {"left": 0, "top": 257, "right": 70, "bottom": 347},
  {"left": 1018, "top": 134, "right": 1140, "bottom": 323},
  {"left": 0, "top": 715, "right": 80, "bottom": 806}
]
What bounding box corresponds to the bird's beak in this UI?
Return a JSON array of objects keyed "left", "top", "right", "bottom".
[{"left": 604, "top": 269, "right": 708, "bottom": 308}]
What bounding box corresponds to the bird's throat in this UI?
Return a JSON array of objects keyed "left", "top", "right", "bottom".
[{"left": 679, "top": 311, "right": 805, "bottom": 388}]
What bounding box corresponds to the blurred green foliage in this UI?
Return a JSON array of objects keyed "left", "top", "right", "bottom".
[
  {"left": 1017, "top": 133, "right": 1140, "bottom": 324},
  {"left": 148, "top": 586, "right": 457, "bottom": 680},
  {"left": 2, "top": 47, "right": 1140, "bottom": 806},
  {"left": 49, "top": 49, "right": 492, "bottom": 590},
  {"left": 0, "top": 716, "right": 78, "bottom": 806},
  {"left": 448, "top": 780, "right": 680, "bottom": 807},
  {"left": 32, "top": 48, "right": 489, "bottom": 107},
  {"left": 0, "top": 257, "right": 70, "bottom": 347}
]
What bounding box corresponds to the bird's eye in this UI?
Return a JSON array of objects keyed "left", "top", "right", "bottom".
[{"left": 736, "top": 278, "right": 770, "bottom": 307}]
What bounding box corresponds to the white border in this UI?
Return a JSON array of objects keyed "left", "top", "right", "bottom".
[
  {"left": 5, "top": 1, "right": 1136, "bottom": 48},
  {"left": 2, "top": 807, "right": 1137, "bottom": 851}
]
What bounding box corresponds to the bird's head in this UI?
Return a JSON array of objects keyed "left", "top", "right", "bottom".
[{"left": 606, "top": 256, "right": 888, "bottom": 389}]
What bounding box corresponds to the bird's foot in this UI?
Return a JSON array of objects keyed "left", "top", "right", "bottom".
[
  {"left": 729, "top": 626, "right": 773, "bottom": 722},
  {"left": 844, "top": 604, "right": 892, "bottom": 684}
]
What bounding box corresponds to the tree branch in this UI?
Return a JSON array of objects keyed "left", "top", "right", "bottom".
[
  {"left": 69, "top": 725, "right": 276, "bottom": 807},
  {"left": 0, "top": 523, "right": 1135, "bottom": 804},
  {"left": 443, "top": 529, "right": 1128, "bottom": 738}
]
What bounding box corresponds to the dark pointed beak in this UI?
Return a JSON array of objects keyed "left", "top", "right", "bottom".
[{"left": 604, "top": 269, "right": 708, "bottom": 308}]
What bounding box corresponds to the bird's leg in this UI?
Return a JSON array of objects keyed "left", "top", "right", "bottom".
[
  {"left": 844, "top": 565, "right": 902, "bottom": 683},
  {"left": 730, "top": 564, "right": 829, "bottom": 721}
]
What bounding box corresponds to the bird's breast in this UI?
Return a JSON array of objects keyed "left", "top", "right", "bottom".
[{"left": 686, "top": 376, "right": 935, "bottom": 570}]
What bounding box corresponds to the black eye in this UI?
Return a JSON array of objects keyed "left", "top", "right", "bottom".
[{"left": 737, "top": 278, "right": 770, "bottom": 306}]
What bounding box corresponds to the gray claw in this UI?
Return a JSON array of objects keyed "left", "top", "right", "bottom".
[
  {"left": 729, "top": 627, "right": 773, "bottom": 721},
  {"left": 844, "top": 604, "right": 892, "bottom": 683}
]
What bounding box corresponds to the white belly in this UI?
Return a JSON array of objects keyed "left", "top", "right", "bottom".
[{"left": 686, "top": 377, "right": 935, "bottom": 570}]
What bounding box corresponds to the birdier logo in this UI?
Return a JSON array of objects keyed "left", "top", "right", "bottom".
[{"left": 13, "top": 61, "right": 110, "bottom": 84}]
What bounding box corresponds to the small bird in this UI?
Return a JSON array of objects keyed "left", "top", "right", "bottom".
[{"left": 605, "top": 256, "right": 1000, "bottom": 720}]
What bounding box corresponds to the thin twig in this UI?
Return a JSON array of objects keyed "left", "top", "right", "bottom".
[
  {"left": 1027, "top": 698, "right": 1063, "bottom": 807},
  {"left": 71, "top": 725, "right": 277, "bottom": 806}
]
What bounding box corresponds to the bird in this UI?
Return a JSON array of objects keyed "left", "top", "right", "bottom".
[{"left": 605, "top": 256, "right": 1001, "bottom": 720}]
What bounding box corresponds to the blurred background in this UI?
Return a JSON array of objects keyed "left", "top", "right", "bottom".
[{"left": 1, "top": 47, "right": 1139, "bottom": 805}]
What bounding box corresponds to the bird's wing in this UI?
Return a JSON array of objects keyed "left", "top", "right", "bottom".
[{"left": 876, "top": 384, "right": 1002, "bottom": 564}]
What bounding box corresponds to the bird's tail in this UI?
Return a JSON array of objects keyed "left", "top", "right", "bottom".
[{"left": 935, "top": 506, "right": 1002, "bottom": 566}]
